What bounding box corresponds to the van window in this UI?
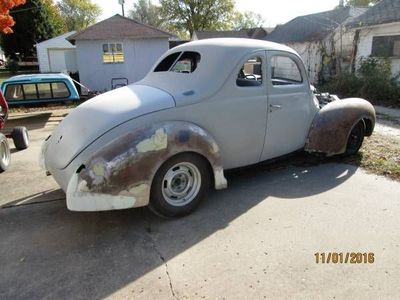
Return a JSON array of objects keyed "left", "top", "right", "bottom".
[
  {"left": 23, "top": 84, "right": 37, "bottom": 100},
  {"left": 5, "top": 84, "right": 24, "bottom": 101},
  {"left": 52, "top": 82, "right": 69, "bottom": 98}
]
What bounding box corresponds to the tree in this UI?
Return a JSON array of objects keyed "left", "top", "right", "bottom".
[
  {"left": 58, "top": 0, "right": 101, "bottom": 32},
  {"left": 345, "top": 0, "right": 379, "bottom": 6},
  {"left": 1, "top": 0, "right": 55, "bottom": 58},
  {"left": 129, "top": 0, "right": 163, "bottom": 28},
  {"left": 42, "top": 0, "right": 67, "bottom": 35},
  {"left": 159, "top": 0, "right": 235, "bottom": 37},
  {"left": 0, "top": 0, "right": 26, "bottom": 34},
  {"left": 231, "top": 11, "right": 265, "bottom": 30}
]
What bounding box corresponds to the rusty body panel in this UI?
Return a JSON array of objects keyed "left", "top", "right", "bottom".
[
  {"left": 305, "top": 98, "right": 375, "bottom": 156},
  {"left": 66, "top": 121, "right": 227, "bottom": 211}
]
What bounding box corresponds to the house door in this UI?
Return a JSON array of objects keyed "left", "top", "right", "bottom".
[{"left": 260, "top": 51, "right": 316, "bottom": 161}]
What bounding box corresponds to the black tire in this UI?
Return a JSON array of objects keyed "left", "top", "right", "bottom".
[
  {"left": 12, "top": 126, "right": 29, "bottom": 150},
  {"left": 344, "top": 121, "right": 365, "bottom": 155},
  {"left": 149, "top": 153, "right": 211, "bottom": 218},
  {"left": 0, "top": 133, "right": 11, "bottom": 172}
]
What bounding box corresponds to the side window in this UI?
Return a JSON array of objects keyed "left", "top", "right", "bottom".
[
  {"left": 236, "top": 56, "right": 263, "bottom": 87},
  {"left": 23, "top": 84, "right": 37, "bottom": 100},
  {"left": 51, "top": 82, "right": 69, "bottom": 98},
  {"left": 170, "top": 51, "right": 201, "bottom": 73},
  {"left": 271, "top": 56, "right": 302, "bottom": 85},
  {"left": 37, "top": 83, "right": 52, "bottom": 99},
  {"left": 154, "top": 52, "right": 181, "bottom": 72},
  {"left": 5, "top": 84, "right": 24, "bottom": 101},
  {"left": 102, "top": 43, "right": 124, "bottom": 63}
]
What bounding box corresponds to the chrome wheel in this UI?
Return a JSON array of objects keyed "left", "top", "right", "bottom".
[{"left": 161, "top": 162, "right": 202, "bottom": 207}]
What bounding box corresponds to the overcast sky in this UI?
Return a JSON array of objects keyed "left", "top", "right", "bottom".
[{"left": 94, "top": 0, "right": 340, "bottom": 27}]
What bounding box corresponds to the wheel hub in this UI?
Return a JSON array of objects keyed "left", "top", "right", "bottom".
[{"left": 162, "top": 162, "right": 201, "bottom": 207}]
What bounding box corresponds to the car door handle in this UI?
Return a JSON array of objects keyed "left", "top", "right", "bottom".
[{"left": 269, "top": 104, "right": 282, "bottom": 112}]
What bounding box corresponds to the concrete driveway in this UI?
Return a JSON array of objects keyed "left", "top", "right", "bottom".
[{"left": 1, "top": 110, "right": 400, "bottom": 299}]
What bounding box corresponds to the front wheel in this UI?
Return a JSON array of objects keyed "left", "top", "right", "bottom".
[
  {"left": 0, "top": 133, "right": 11, "bottom": 172},
  {"left": 344, "top": 121, "right": 365, "bottom": 155},
  {"left": 149, "top": 153, "right": 211, "bottom": 218}
]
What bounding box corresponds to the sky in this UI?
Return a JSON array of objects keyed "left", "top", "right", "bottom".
[{"left": 94, "top": 0, "right": 340, "bottom": 27}]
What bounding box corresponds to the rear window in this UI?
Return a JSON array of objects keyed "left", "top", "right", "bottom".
[
  {"left": 4, "top": 82, "right": 70, "bottom": 101},
  {"left": 154, "top": 51, "right": 201, "bottom": 73}
]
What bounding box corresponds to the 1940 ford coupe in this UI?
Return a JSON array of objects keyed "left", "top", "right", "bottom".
[{"left": 41, "top": 39, "right": 375, "bottom": 217}]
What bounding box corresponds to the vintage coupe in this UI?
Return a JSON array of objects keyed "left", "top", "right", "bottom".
[{"left": 41, "top": 39, "right": 375, "bottom": 217}]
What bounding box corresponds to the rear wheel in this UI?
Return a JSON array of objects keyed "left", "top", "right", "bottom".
[
  {"left": 0, "top": 133, "right": 11, "bottom": 172},
  {"left": 149, "top": 153, "right": 211, "bottom": 218},
  {"left": 344, "top": 121, "right": 365, "bottom": 155},
  {"left": 12, "top": 126, "right": 29, "bottom": 150}
]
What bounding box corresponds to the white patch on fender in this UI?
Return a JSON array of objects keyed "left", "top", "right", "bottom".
[{"left": 136, "top": 128, "right": 167, "bottom": 153}]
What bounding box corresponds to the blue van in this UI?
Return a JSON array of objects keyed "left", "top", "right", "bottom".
[{"left": 1, "top": 74, "right": 80, "bottom": 105}]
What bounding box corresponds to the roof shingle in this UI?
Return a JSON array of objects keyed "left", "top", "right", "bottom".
[
  {"left": 348, "top": 0, "right": 400, "bottom": 28},
  {"left": 68, "top": 14, "right": 174, "bottom": 42}
]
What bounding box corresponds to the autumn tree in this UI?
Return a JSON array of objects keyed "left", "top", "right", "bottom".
[
  {"left": 129, "top": 0, "right": 163, "bottom": 28},
  {"left": 58, "top": 0, "right": 101, "bottom": 31},
  {"left": 231, "top": 11, "right": 265, "bottom": 30},
  {"left": 0, "top": 0, "right": 26, "bottom": 33},
  {"left": 1, "top": 0, "right": 55, "bottom": 58},
  {"left": 43, "top": 0, "right": 67, "bottom": 35},
  {"left": 159, "top": 0, "right": 235, "bottom": 37}
]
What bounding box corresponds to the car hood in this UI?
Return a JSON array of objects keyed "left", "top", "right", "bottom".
[{"left": 46, "top": 84, "right": 175, "bottom": 170}]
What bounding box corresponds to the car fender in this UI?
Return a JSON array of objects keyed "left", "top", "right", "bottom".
[
  {"left": 66, "top": 121, "right": 227, "bottom": 211},
  {"left": 305, "top": 98, "right": 375, "bottom": 156}
]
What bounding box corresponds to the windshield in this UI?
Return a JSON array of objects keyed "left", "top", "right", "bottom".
[{"left": 154, "top": 51, "right": 201, "bottom": 74}]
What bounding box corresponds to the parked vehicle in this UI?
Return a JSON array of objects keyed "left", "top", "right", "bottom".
[
  {"left": 1, "top": 73, "right": 80, "bottom": 106},
  {"left": 41, "top": 39, "right": 375, "bottom": 217},
  {"left": 0, "top": 91, "right": 29, "bottom": 172}
]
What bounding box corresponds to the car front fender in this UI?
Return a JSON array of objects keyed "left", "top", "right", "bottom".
[
  {"left": 66, "top": 121, "right": 227, "bottom": 211},
  {"left": 305, "top": 98, "right": 375, "bottom": 156}
]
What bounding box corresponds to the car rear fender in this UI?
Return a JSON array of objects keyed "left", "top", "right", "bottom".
[
  {"left": 66, "top": 121, "right": 227, "bottom": 211},
  {"left": 305, "top": 98, "right": 376, "bottom": 156}
]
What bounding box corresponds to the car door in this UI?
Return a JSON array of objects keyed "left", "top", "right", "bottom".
[{"left": 260, "top": 51, "right": 315, "bottom": 161}]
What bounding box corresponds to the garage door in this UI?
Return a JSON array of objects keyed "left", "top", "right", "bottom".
[{"left": 48, "top": 49, "right": 67, "bottom": 72}]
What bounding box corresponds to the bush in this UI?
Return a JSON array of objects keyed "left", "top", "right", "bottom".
[{"left": 319, "top": 56, "right": 400, "bottom": 107}]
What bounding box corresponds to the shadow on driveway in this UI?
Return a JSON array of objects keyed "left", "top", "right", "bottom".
[{"left": 0, "top": 161, "right": 357, "bottom": 299}]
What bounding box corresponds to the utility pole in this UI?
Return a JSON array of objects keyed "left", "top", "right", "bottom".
[{"left": 119, "top": 0, "right": 125, "bottom": 17}]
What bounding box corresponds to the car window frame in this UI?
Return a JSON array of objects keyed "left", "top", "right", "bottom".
[{"left": 235, "top": 52, "right": 266, "bottom": 90}]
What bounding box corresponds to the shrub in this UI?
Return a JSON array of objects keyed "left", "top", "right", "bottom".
[
  {"left": 319, "top": 56, "right": 400, "bottom": 107},
  {"left": 5, "top": 58, "right": 19, "bottom": 74}
]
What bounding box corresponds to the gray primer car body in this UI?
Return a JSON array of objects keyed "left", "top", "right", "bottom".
[{"left": 41, "top": 38, "right": 375, "bottom": 212}]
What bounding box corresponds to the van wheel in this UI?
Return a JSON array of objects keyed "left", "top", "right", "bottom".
[
  {"left": 12, "top": 126, "right": 29, "bottom": 150},
  {"left": 149, "top": 153, "right": 211, "bottom": 218},
  {"left": 345, "top": 121, "right": 365, "bottom": 155},
  {"left": 0, "top": 133, "right": 11, "bottom": 172}
]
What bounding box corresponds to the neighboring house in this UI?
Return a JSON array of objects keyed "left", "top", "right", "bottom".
[
  {"left": 348, "top": 0, "right": 400, "bottom": 77},
  {"left": 68, "top": 14, "right": 174, "bottom": 91},
  {"left": 192, "top": 27, "right": 273, "bottom": 41},
  {"left": 36, "top": 31, "right": 77, "bottom": 73},
  {"left": 265, "top": 6, "right": 367, "bottom": 83}
]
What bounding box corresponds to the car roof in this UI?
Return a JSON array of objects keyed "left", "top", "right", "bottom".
[
  {"left": 3, "top": 73, "right": 72, "bottom": 84},
  {"left": 173, "top": 38, "right": 298, "bottom": 54}
]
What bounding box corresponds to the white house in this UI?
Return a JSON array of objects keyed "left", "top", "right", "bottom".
[
  {"left": 68, "top": 15, "right": 174, "bottom": 92},
  {"left": 36, "top": 31, "right": 77, "bottom": 73},
  {"left": 265, "top": 6, "right": 367, "bottom": 84},
  {"left": 348, "top": 0, "right": 400, "bottom": 77}
]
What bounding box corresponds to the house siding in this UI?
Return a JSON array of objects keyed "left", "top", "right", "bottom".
[
  {"left": 75, "top": 38, "right": 169, "bottom": 91},
  {"left": 356, "top": 22, "right": 400, "bottom": 77}
]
